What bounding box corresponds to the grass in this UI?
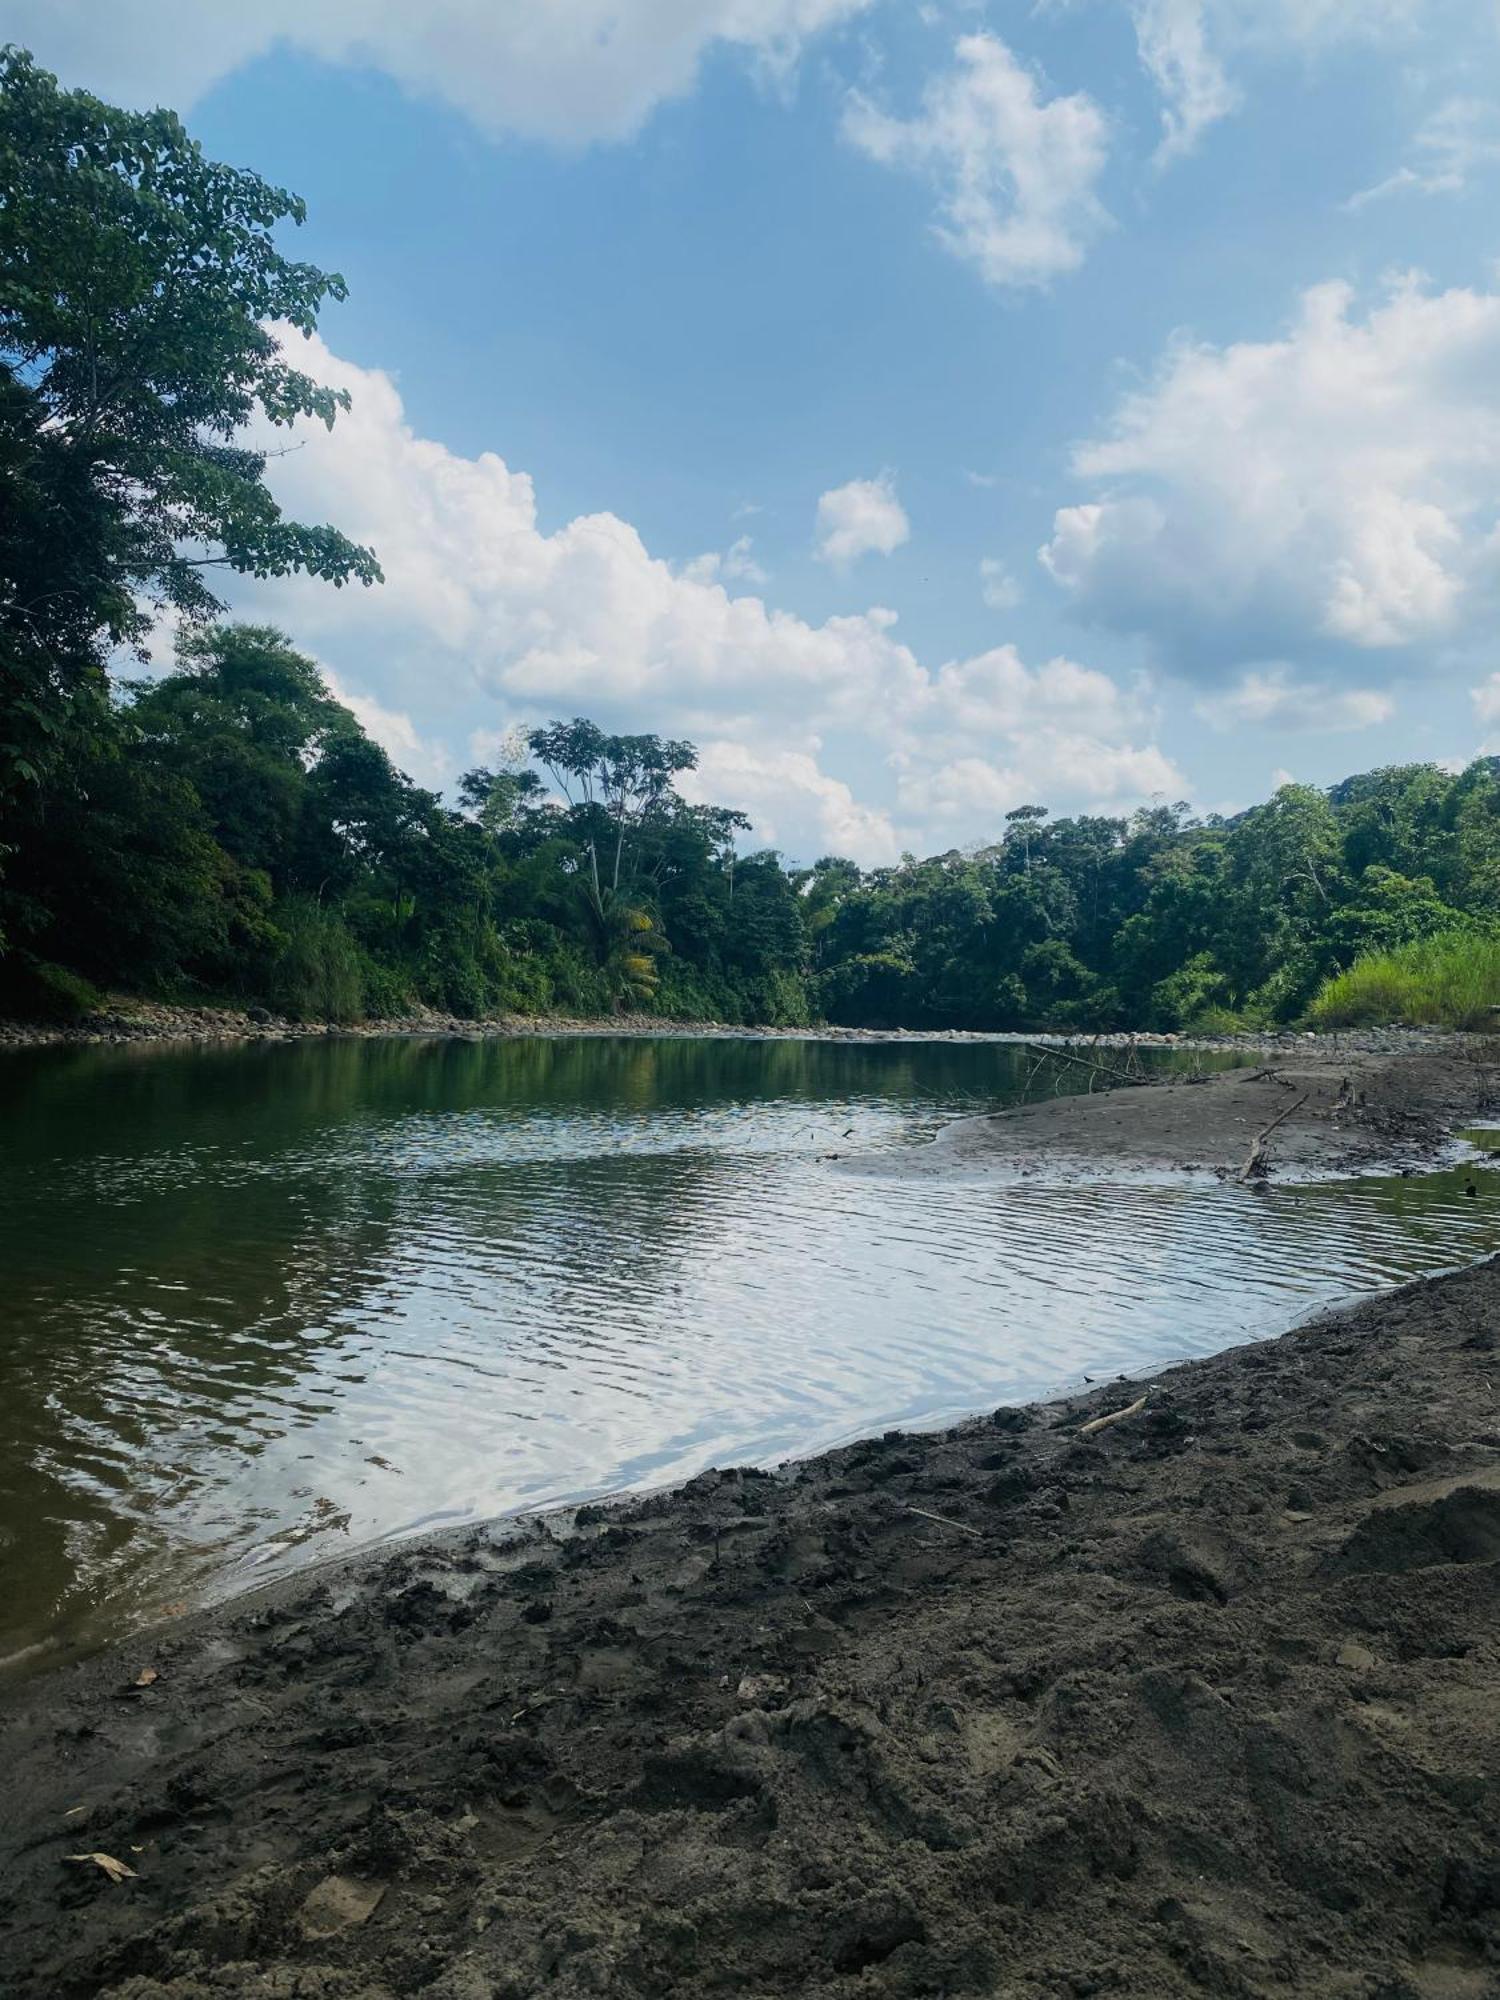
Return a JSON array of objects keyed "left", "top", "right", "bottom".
[{"left": 1307, "top": 931, "right": 1500, "bottom": 1032}]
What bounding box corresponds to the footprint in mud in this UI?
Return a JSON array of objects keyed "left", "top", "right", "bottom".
[{"left": 1323, "top": 1485, "right": 1500, "bottom": 1577}]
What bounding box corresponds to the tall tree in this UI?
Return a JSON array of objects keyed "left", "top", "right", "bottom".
[{"left": 0, "top": 46, "right": 380, "bottom": 800}]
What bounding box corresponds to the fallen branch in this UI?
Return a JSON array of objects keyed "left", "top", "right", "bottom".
[
  {"left": 1239, "top": 1092, "right": 1311, "bottom": 1184},
  {"left": 905, "top": 1504, "right": 983, "bottom": 1540},
  {"left": 1079, "top": 1394, "right": 1148, "bottom": 1437},
  {"left": 1021, "top": 1043, "right": 1153, "bottom": 1089}
]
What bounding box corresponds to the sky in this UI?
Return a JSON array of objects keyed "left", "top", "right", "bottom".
[{"left": 9, "top": 0, "right": 1500, "bottom": 864}]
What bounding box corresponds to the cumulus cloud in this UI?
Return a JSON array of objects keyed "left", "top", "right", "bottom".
[
  {"left": 814, "top": 473, "right": 910, "bottom": 567},
  {"left": 681, "top": 535, "right": 769, "bottom": 586},
  {"left": 979, "top": 558, "right": 1022, "bottom": 610},
  {"left": 222, "top": 333, "right": 1180, "bottom": 863},
  {"left": 896, "top": 739, "right": 1186, "bottom": 828},
  {"left": 1194, "top": 669, "right": 1396, "bottom": 732},
  {"left": 1040, "top": 277, "right": 1500, "bottom": 678},
  {"left": 6, "top": 0, "right": 869, "bottom": 145},
  {"left": 1347, "top": 97, "right": 1500, "bottom": 209},
  {"left": 321, "top": 668, "right": 452, "bottom": 788},
  {"left": 842, "top": 33, "right": 1110, "bottom": 289},
  {"left": 681, "top": 743, "right": 903, "bottom": 863},
  {"left": 1473, "top": 675, "right": 1500, "bottom": 727}
]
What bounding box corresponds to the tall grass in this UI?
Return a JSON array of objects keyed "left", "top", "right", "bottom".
[{"left": 1307, "top": 931, "right": 1500, "bottom": 1031}]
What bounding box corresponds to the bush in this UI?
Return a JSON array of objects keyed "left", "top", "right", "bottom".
[
  {"left": 0, "top": 954, "right": 104, "bottom": 1021},
  {"left": 1307, "top": 930, "right": 1500, "bottom": 1030}
]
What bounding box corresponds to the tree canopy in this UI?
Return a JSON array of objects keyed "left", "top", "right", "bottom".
[{"left": 0, "top": 46, "right": 378, "bottom": 799}]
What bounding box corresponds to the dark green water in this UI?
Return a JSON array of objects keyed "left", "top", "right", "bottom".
[{"left": 2, "top": 1033, "right": 1498, "bottom": 1669}]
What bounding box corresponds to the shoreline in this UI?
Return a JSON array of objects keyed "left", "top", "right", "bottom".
[
  {"left": 6, "top": 1257, "right": 1500, "bottom": 1995},
  {"left": 0, "top": 996, "right": 1473, "bottom": 1056},
  {"left": 5, "top": 1047, "right": 1500, "bottom": 1994},
  {"left": 842, "top": 1043, "right": 1500, "bottom": 1186}
]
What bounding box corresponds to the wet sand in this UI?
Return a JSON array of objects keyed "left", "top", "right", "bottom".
[
  {"left": 5, "top": 1060, "right": 1500, "bottom": 1996},
  {"left": 845, "top": 1046, "right": 1499, "bottom": 1183}
]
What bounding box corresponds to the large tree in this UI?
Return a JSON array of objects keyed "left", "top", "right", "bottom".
[{"left": 0, "top": 46, "right": 380, "bottom": 798}]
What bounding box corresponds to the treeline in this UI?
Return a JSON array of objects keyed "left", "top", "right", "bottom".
[
  {"left": 807, "top": 765, "right": 1500, "bottom": 1031},
  {"left": 4, "top": 50, "right": 1500, "bottom": 1036},
  {"left": 0, "top": 629, "right": 812, "bottom": 1024},
  {"left": 6, "top": 623, "right": 1500, "bottom": 1033}
]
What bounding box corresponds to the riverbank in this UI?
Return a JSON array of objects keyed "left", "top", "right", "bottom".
[
  {"left": 844, "top": 1045, "right": 1500, "bottom": 1185},
  {"left": 0, "top": 995, "right": 1474, "bottom": 1055},
  {"left": 5, "top": 1252, "right": 1500, "bottom": 1998}
]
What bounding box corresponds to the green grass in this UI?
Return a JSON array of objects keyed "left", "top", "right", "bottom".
[{"left": 1307, "top": 931, "right": 1500, "bottom": 1031}]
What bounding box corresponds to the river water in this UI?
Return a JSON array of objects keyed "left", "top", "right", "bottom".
[{"left": 3, "top": 1032, "right": 1498, "bottom": 1669}]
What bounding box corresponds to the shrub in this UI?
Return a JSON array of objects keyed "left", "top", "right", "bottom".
[
  {"left": 0, "top": 954, "right": 104, "bottom": 1021},
  {"left": 265, "top": 898, "right": 365, "bottom": 1022}
]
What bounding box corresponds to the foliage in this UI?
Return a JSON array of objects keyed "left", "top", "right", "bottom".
[
  {"left": 0, "top": 46, "right": 378, "bottom": 807},
  {"left": 1307, "top": 931, "right": 1500, "bottom": 1031}
]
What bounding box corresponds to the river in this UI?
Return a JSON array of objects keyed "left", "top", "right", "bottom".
[{"left": 2, "top": 1032, "right": 1497, "bottom": 1669}]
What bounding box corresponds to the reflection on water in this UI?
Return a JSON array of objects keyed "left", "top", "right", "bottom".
[{"left": 1, "top": 1034, "right": 1497, "bottom": 1667}]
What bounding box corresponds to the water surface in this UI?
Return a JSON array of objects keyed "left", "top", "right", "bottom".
[{"left": 2, "top": 1033, "right": 1497, "bottom": 1667}]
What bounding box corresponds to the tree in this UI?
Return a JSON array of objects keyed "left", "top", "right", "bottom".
[
  {"left": 525, "top": 718, "right": 696, "bottom": 938},
  {"left": 0, "top": 47, "right": 380, "bottom": 799},
  {"left": 1003, "top": 804, "right": 1047, "bottom": 874}
]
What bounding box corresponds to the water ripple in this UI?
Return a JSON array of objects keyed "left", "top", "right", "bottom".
[{"left": 2, "top": 1036, "right": 1498, "bottom": 1665}]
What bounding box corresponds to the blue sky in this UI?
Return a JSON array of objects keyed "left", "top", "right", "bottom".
[{"left": 10, "top": 1, "right": 1500, "bottom": 861}]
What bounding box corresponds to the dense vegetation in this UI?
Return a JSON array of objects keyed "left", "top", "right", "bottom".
[
  {"left": 3, "top": 50, "right": 1499, "bottom": 1036},
  {"left": 1308, "top": 932, "right": 1500, "bottom": 1033}
]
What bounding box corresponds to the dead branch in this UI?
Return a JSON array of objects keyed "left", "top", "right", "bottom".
[
  {"left": 905, "top": 1505, "right": 984, "bottom": 1540},
  {"left": 1238, "top": 1092, "right": 1311, "bottom": 1184},
  {"left": 1021, "top": 1043, "right": 1153, "bottom": 1089}
]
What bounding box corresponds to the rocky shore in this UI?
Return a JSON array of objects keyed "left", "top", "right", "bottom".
[
  {"left": 5, "top": 1255, "right": 1500, "bottom": 1997},
  {"left": 0, "top": 997, "right": 1470, "bottom": 1057}
]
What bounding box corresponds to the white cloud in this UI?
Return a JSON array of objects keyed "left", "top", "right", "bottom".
[
  {"left": 1347, "top": 97, "right": 1500, "bottom": 209},
  {"left": 842, "top": 33, "right": 1110, "bottom": 288},
  {"left": 1194, "top": 668, "right": 1396, "bottom": 731},
  {"left": 814, "top": 473, "right": 910, "bottom": 566},
  {"left": 1130, "top": 0, "right": 1237, "bottom": 163},
  {"left": 1130, "top": 0, "right": 1437, "bottom": 161},
  {"left": 1473, "top": 674, "right": 1500, "bottom": 726},
  {"left": 6, "top": 0, "right": 869, "bottom": 145},
  {"left": 681, "top": 535, "right": 769, "bottom": 586},
  {"left": 1041, "top": 277, "right": 1500, "bottom": 677},
  {"left": 681, "top": 743, "right": 903, "bottom": 864},
  {"left": 916, "top": 644, "right": 1148, "bottom": 742},
  {"left": 897, "top": 739, "right": 1186, "bottom": 827},
  {"left": 979, "top": 557, "right": 1022, "bottom": 610},
  {"left": 321, "top": 667, "right": 452, "bottom": 788},
  {"left": 225, "top": 331, "right": 1180, "bottom": 862}
]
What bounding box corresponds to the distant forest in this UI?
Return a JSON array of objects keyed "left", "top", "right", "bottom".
[{"left": 4, "top": 49, "right": 1499, "bottom": 1036}]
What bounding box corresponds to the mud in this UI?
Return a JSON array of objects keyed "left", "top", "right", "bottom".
[
  {"left": 853, "top": 1047, "right": 1500, "bottom": 1184},
  {"left": 6, "top": 1249, "right": 1500, "bottom": 1996}
]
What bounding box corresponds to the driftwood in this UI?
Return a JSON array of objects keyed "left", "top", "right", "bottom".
[
  {"left": 1239, "top": 1092, "right": 1311, "bottom": 1183},
  {"left": 1079, "top": 1394, "right": 1148, "bottom": 1437},
  {"left": 905, "top": 1504, "right": 983, "bottom": 1540},
  {"left": 1021, "top": 1043, "right": 1152, "bottom": 1090}
]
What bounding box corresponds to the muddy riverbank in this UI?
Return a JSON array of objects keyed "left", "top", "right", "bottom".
[
  {"left": 6, "top": 1246, "right": 1500, "bottom": 1996},
  {"left": 846, "top": 1045, "right": 1500, "bottom": 1184}
]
